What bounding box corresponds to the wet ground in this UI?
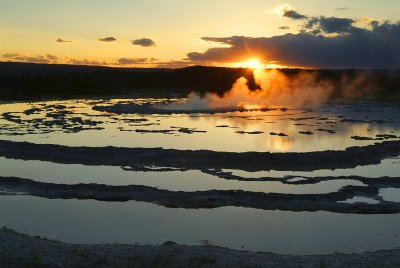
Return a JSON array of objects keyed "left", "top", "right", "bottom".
[
  {"left": 1, "top": 98, "right": 399, "bottom": 152},
  {"left": 0, "top": 97, "right": 399, "bottom": 254}
]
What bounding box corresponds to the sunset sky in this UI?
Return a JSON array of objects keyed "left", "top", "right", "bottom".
[{"left": 1, "top": 0, "right": 399, "bottom": 68}]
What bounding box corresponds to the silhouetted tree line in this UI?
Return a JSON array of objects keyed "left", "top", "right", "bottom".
[{"left": 0, "top": 62, "right": 399, "bottom": 100}]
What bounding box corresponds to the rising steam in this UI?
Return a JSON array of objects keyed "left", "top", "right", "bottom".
[{"left": 159, "top": 69, "right": 373, "bottom": 111}]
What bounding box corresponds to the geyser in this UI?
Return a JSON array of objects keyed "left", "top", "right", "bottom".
[{"left": 157, "top": 69, "right": 373, "bottom": 111}]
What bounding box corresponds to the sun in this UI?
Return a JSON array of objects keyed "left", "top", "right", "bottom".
[
  {"left": 233, "top": 58, "right": 264, "bottom": 69},
  {"left": 245, "top": 59, "right": 263, "bottom": 69},
  {"left": 243, "top": 59, "right": 264, "bottom": 69}
]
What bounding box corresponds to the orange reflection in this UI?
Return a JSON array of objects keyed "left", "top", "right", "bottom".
[
  {"left": 241, "top": 104, "right": 263, "bottom": 110},
  {"left": 265, "top": 136, "right": 294, "bottom": 152}
]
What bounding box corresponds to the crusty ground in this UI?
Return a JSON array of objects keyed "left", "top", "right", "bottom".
[{"left": 1, "top": 228, "right": 400, "bottom": 268}]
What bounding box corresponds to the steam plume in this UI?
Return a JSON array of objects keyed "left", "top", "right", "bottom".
[{"left": 160, "top": 69, "right": 373, "bottom": 111}]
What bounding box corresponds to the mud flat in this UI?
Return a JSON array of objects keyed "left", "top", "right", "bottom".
[
  {"left": 1, "top": 228, "right": 400, "bottom": 268},
  {"left": 1, "top": 176, "right": 399, "bottom": 213},
  {"left": 1, "top": 139, "right": 400, "bottom": 171}
]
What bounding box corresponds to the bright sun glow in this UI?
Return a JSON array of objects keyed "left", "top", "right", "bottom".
[
  {"left": 231, "top": 59, "right": 293, "bottom": 69},
  {"left": 244, "top": 59, "right": 263, "bottom": 69},
  {"left": 243, "top": 59, "right": 264, "bottom": 69},
  {"left": 233, "top": 58, "right": 264, "bottom": 69}
]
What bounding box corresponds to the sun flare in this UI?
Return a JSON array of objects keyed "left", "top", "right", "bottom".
[
  {"left": 245, "top": 59, "right": 263, "bottom": 69},
  {"left": 233, "top": 58, "right": 264, "bottom": 69}
]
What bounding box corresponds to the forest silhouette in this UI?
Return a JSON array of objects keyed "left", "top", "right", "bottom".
[{"left": 0, "top": 62, "right": 399, "bottom": 100}]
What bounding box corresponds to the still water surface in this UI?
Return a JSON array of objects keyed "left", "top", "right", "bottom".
[
  {"left": 1, "top": 195, "right": 400, "bottom": 255},
  {"left": 0, "top": 98, "right": 399, "bottom": 254}
]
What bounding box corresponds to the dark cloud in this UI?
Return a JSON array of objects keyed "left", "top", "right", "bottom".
[
  {"left": 283, "top": 10, "right": 307, "bottom": 20},
  {"left": 117, "top": 57, "right": 157, "bottom": 65},
  {"left": 131, "top": 38, "right": 156, "bottom": 47},
  {"left": 335, "top": 7, "right": 349, "bottom": 11},
  {"left": 98, "top": 37, "right": 116, "bottom": 42},
  {"left": 271, "top": 4, "right": 307, "bottom": 20},
  {"left": 278, "top": 26, "right": 290, "bottom": 30},
  {"left": 186, "top": 21, "right": 400, "bottom": 69},
  {"left": 272, "top": 5, "right": 355, "bottom": 34},
  {"left": 56, "top": 38, "right": 73, "bottom": 43},
  {"left": 308, "top": 16, "right": 355, "bottom": 33}
]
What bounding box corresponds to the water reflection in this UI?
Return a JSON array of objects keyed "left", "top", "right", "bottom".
[
  {"left": 0, "top": 157, "right": 364, "bottom": 194},
  {"left": 224, "top": 157, "right": 400, "bottom": 178},
  {"left": 0, "top": 98, "right": 399, "bottom": 255},
  {"left": 380, "top": 188, "right": 400, "bottom": 202},
  {"left": 1, "top": 195, "right": 399, "bottom": 255},
  {"left": 0, "top": 99, "right": 399, "bottom": 152}
]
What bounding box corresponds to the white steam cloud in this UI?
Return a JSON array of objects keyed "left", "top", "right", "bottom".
[{"left": 159, "top": 69, "right": 373, "bottom": 111}]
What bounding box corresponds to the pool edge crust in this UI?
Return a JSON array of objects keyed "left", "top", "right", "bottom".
[{"left": 0, "top": 139, "right": 400, "bottom": 171}]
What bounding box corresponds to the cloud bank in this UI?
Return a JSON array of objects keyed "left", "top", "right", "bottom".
[
  {"left": 2, "top": 53, "right": 58, "bottom": 64},
  {"left": 68, "top": 59, "right": 108, "bottom": 65},
  {"left": 117, "top": 57, "right": 157, "bottom": 65},
  {"left": 1, "top": 53, "right": 113, "bottom": 66},
  {"left": 188, "top": 7, "right": 400, "bottom": 69}
]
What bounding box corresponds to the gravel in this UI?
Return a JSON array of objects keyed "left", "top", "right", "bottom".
[{"left": 1, "top": 228, "right": 400, "bottom": 267}]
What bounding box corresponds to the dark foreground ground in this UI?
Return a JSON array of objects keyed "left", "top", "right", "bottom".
[{"left": 1, "top": 228, "right": 400, "bottom": 268}]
